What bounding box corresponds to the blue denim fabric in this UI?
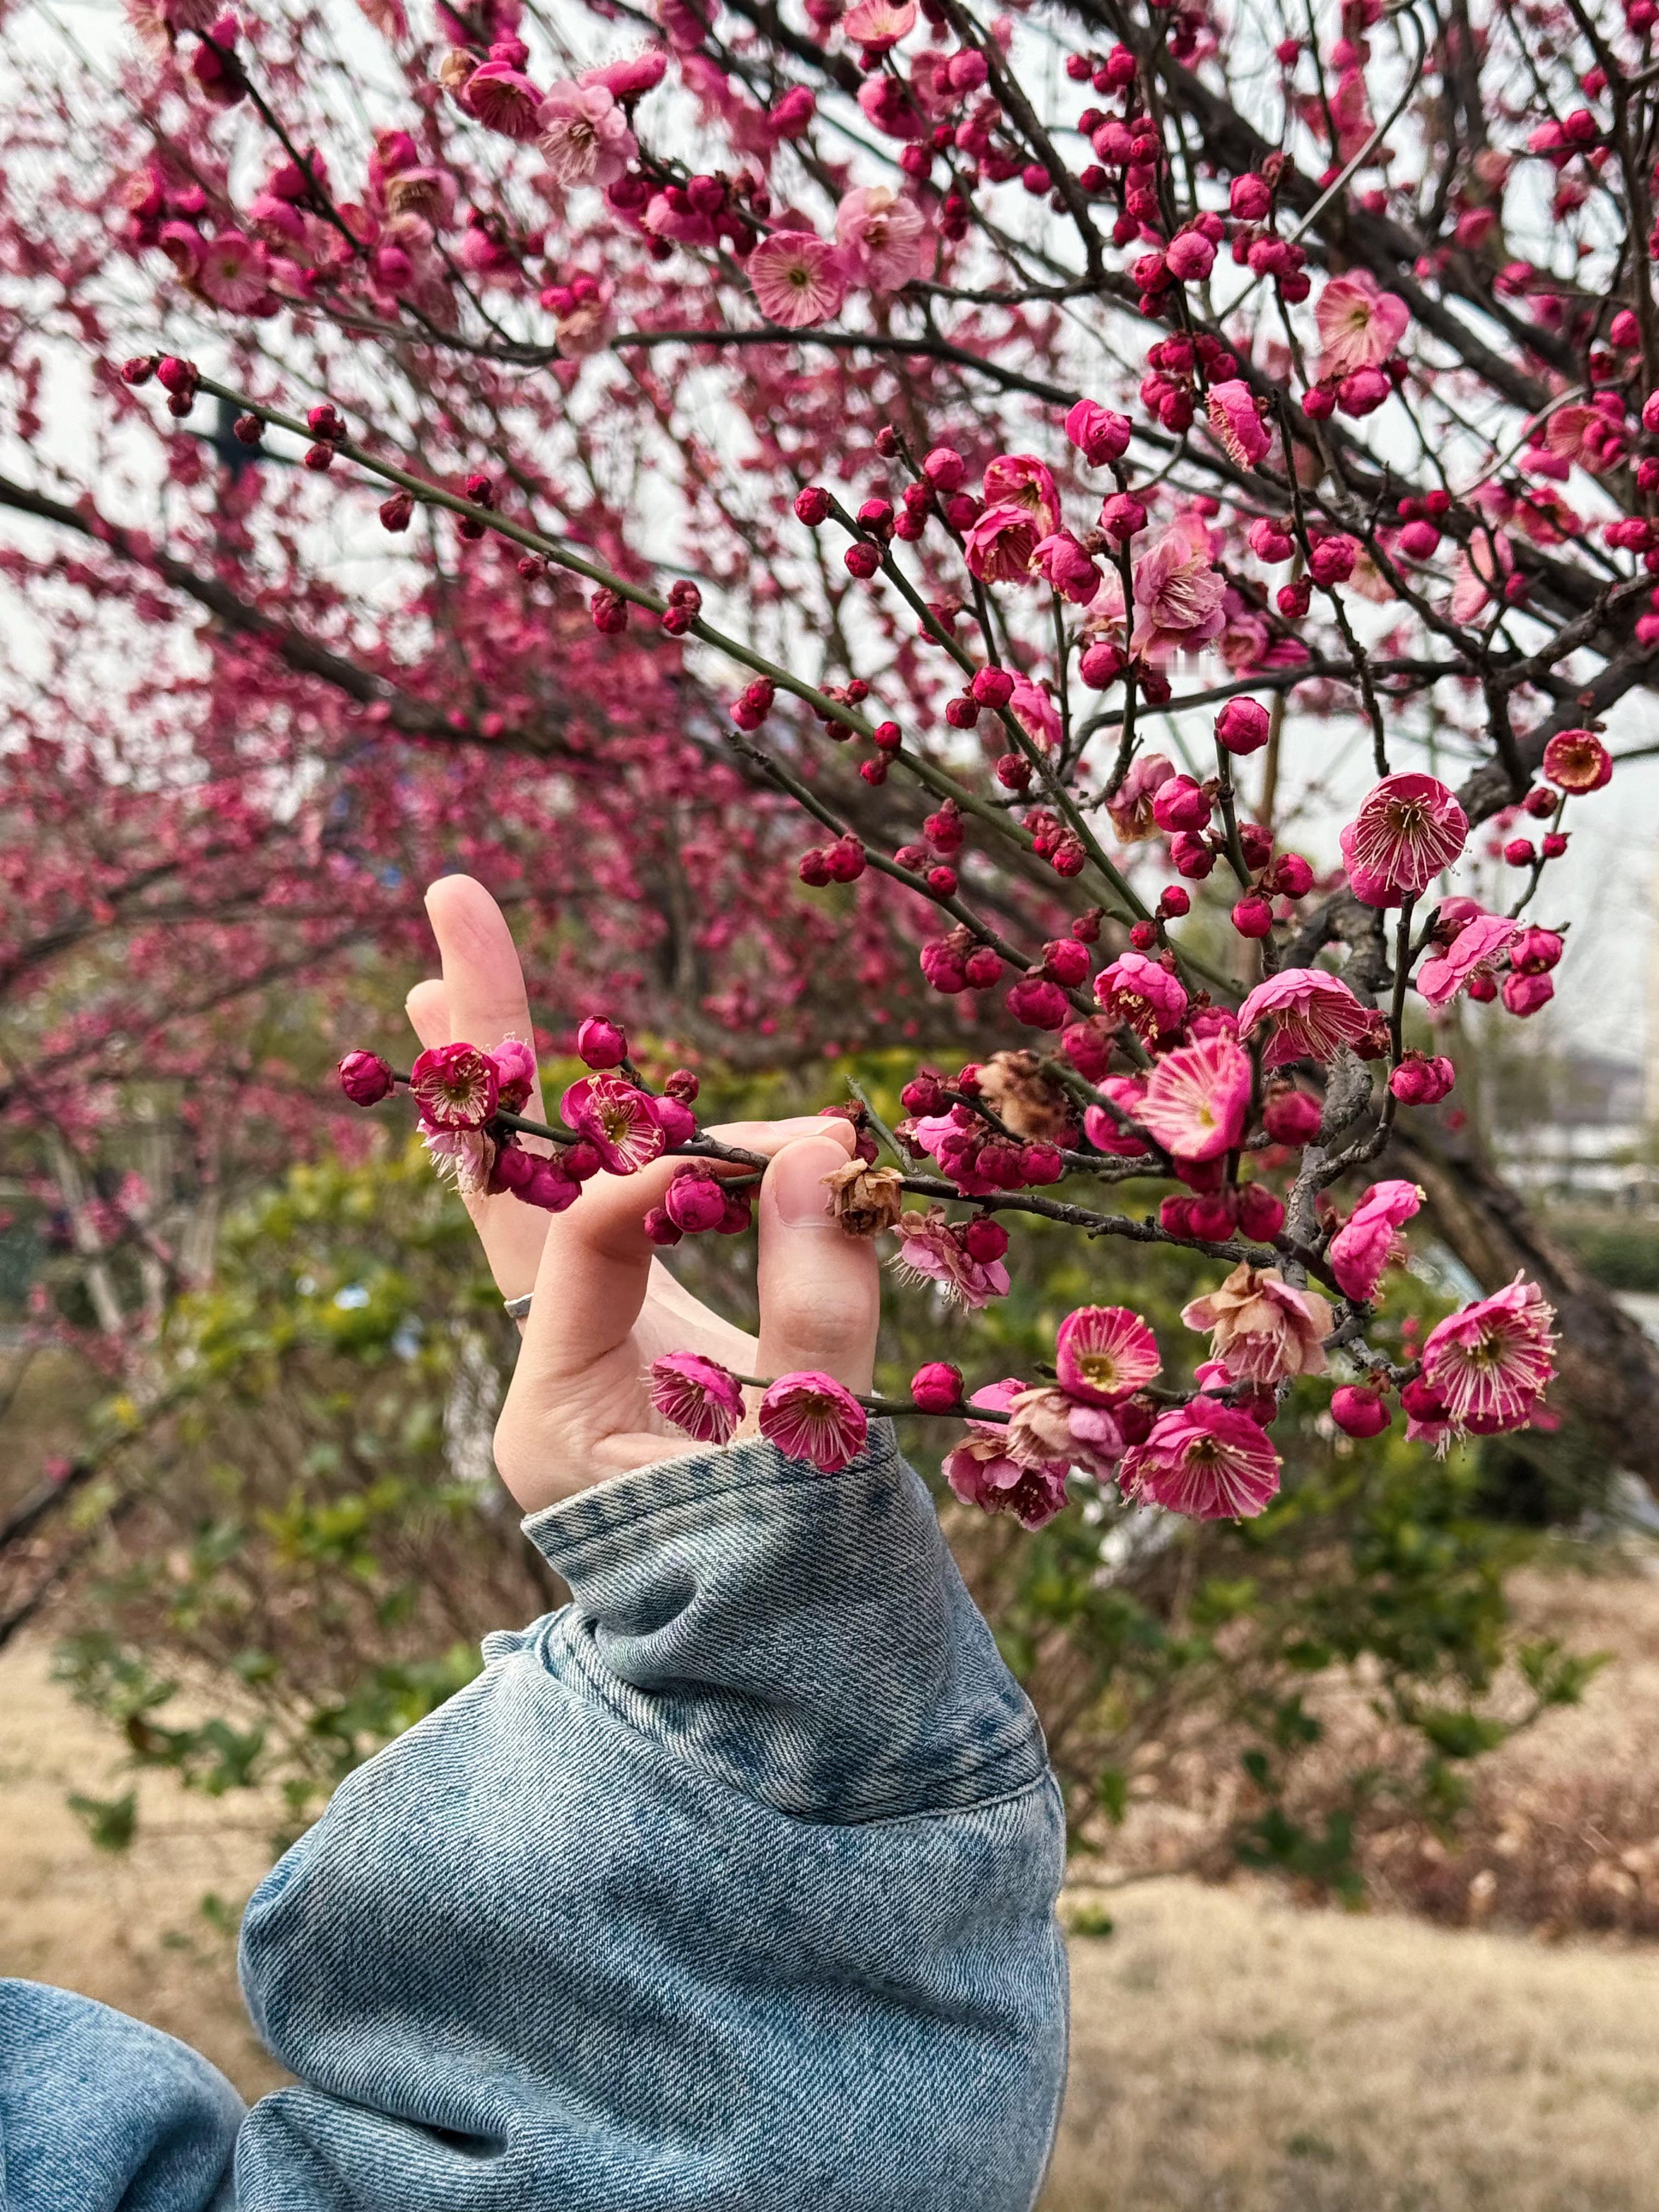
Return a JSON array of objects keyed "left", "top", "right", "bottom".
[{"left": 2, "top": 1429, "right": 1068, "bottom": 2210}]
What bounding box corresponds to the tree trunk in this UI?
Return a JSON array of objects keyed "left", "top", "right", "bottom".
[{"left": 1389, "top": 1123, "right": 1659, "bottom": 1491}]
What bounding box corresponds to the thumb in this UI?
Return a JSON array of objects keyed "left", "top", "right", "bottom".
[{"left": 752, "top": 1131, "right": 879, "bottom": 1397}]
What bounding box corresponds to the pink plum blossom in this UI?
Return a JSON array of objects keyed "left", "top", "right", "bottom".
[
  {"left": 1094, "top": 949, "right": 1188, "bottom": 1043},
  {"left": 758, "top": 1369, "right": 869, "bottom": 1470},
  {"left": 1328, "top": 1180, "right": 1423, "bottom": 1301},
  {"left": 464, "top": 61, "right": 546, "bottom": 140},
  {"left": 943, "top": 1379, "right": 1071, "bottom": 1528},
  {"left": 198, "top": 232, "right": 269, "bottom": 311},
  {"left": 1237, "top": 968, "right": 1375, "bottom": 1068},
  {"left": 834, "top": 185, "right": 930, "bottom": 290},
  {"left": 1033, "top": 531, "right": 1102, "bottom": 605},
  {"left": 1006, "top": 1387, "right": 1124, "bottom": 1483},
  {"left": 1105, "top": 752, "right": 1174, "bottom": 842},
  {"left": 1416, "top": 911, "right": 1517, "bottom": 1008},
  {"left": 409, "top": 1042, "right": 499, "bottom": 1129},
  {"left": 1421, "top": 1276, "right": 1558, "bottom": 1432},
  {"left": 843, "top": 0, "right": 917, "bottom": 39},
  {"left": 1130, "top": 524, "right": 1229, "bottom": 660},
  {"left": 1314, "top": 270, "right": 1409, "bottom": 378},
  {"left": 650, "top": 1352, "right": 745, "bottom": 1446},
  {"left": 964, "top": 504, "right": 1043, "bottom": 583},
  {"left": 1136, "top": 1036, "right": 1252, "bottom": 1162},
  {"left": 1055, "top": 1304, "right": 1161, "bottom": 1402},
  {"left": 1206, "top": 380, "right": 1270, "bottom": 467},
  {"left": 890, "top": 1207, "right": 1009, "bottom": 1306},
  {"left": 422, "top": 1124, "right": 497, "bottom": 1199},
  {"left": 1542, "top": 729, "right": 1613, "bottom": 792},
  {"left": 1180, "top": 1264, "right": 1333, "bottom": 1383},
  {"left": 1340, "top": 773, "right": 1469, "bottom": 906},
  {"left": 981, "top": 455, "right": 1060, "bottom": 536},
  {"left": 560, "top": 1075, "right": 667, "bottom": 1172},
  {"left": 1120, "top": 1398, "right": 1282, "bottom": 1520},
  {"left": 538, "top": 82, "right": 637, "bottom": 184},
  {"left": 747, "top": 232, "right": 848, "bottom": 328}
]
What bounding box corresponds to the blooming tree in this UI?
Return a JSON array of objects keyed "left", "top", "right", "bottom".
[{"left": 6, "top": 0, "right": 1659, "bottom": 1526}]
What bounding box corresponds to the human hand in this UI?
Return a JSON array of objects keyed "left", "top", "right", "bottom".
[{"left": 407, "top": 876, "right": 878, "bottom": 1513}]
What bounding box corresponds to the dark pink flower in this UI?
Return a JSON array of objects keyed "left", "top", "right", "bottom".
[
  {"left": 197, "top": 230, "right": 269, "bottom": 311},
  {"left": 981, "top": 454, "right": 1060, "bottom": 536},
  {"left": 1120, "top": 1397, "right": 1282, "bottom": 1520},
  {"left": 464, "top": 61, "right": 546, "bottom": 141},
  {"left": 1340, "top": 773, "right": 1469, "bottom": 906},
  {"left": 1105, "top": 752, "right": 1174, "bottom": 842},
  {"left": 758, "top": 1369, "right": 868, "bottom": 1470},
  {"left": 1033, "top": 530, "right": 1102, "bottom": 605},
  {"left": 747, "top": 232, "right": 848, "bottom": 328},
  {"left": 1094, "top": 949, "right": 1188, "bottom": 1043},
  {"left": 576, "top": 1015, "right": 628, "bottom": 1069},
  {"left": 1542, "top": 728, "right": 1612, "bottom": 792},
  {"left": 1327, "top": 1178, "right": 1423, "bottom": 1301},
  {"left": 1502, "top": 970, "right": 1554, "bottom": 1017},
  {"left": 1388, "top": 1051, "right": 1455, "bottom": 1105},
  {"left": 337, "top": 1050, "right": 394, "bottom": 1106},
  {"left": 1421, "top": 1276, "right": 1557, "bottom": 1432},
  {"left": 650, "top": 1351, "right": 744, "bottom": 1446},
  {"left": 964, "top": 503, "right": 1043, "bottom": 583},
  {"left": 561, "top": 1075, "right": 666, "bottom": 1172},
  {"left": 1137, "top": 1036, "right": 1251, "bottom": 1162},
  {"left": 1055, "top": 1304, "right": 1161, "bottom": 1403},
  {"left": 410, "top": 1042, "right": 499, "bottom": 1129},
  {"left": 1006, "top": 1386, "right": 1124, "bottom": 1483},
  {"left": 1065, "top": 399, "right": 1133, "bottom": 465},
  {"left": 1237, "top": 968, "right": 1375, "bottom": 1068}
]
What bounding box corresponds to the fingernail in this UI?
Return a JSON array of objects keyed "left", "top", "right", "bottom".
[{"left": 769, "top": 1139, "right": 842, "bottom": 1227}]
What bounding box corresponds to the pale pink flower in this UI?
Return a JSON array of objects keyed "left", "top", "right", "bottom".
[
  {"left": 560, "top": 1075, "right": 666, "bottom": 1173},
  {"left": 981, "top": 455, "right": 1060, "bottom": 536},
  {"left": 1137, "top": 1036, "right": 1252, "bottom": 1163},
  {"left": 1237, "top": 968, "right": 1374, "bottom": 1068},
  {"left": 1206, "top": 379, "right": 1269, "bottom": 467},
  {"left": 197, "top": 231, "right": 269, "bottom": 311},
  {"left": 964, "top": 503, "right": 1043, "bottom": 583},
  {"left": 1448, "top": 528, "right": 1512, "bottom": 623},
  {"left": 1055, "top": 1304, "right": 1162, "bottom": 1403},
  {"left": 422, "top": 1125, "right": 496, "bottom": 1198},
  {"left": 1105, "top": 752, "right": 1174, "bottom": 843},
  {"left": 1328, "top": 1179, "right": 1423, "bottom": 1301},
  {"left": 1180, "top": 1263, "right": 1332, "bottom": 1383},
  {"left": 834, "top": 185, "right": 930, "bottom": 290},
  {"left": 943, "top": 1380, "right": 1071, "bottom": 1528},
  {"left": 1083, "top": 1080, "right": 1154, "bottom": 1159},
  {"left": 538, "top": 81, "right": 637, "bottom": 184},
  {"left": 1094, "top": 949, "right": 1189, "bottom": 1043},
  {"left": 1314, "top": 270, "right": 1409, "bottom": 379},
  {"left": 844, "top": 0, "right": 917, "bottom": 37},
  {"left": 1130, "top": 526, "right": 1228, "bottom": 661},
  {"left": 1421, "top": 1275, "right": 1557, "bottom": 1433},
  {"left": 1009, "top": 674, "right": 1063, "bottom": 748},
  {"left": 890, "top": 1206, "right": 1009, "bottom": 1307},
  {"left": 464, "top": 61, "right": 545, "bottom": 140},
  {"left": 1339, "top": 772, "right": 1469, "bottom": 907},
  {"left": 489, "top": 1036, "right": 537, "bottom": 1111},
  {"left": 410, "top": 1041, "right": 499, "bottom": 1129},
  {"left": 758, "top": 1369, "right": 868, "bottom": 1470},
  {"left": 1120, "top": 1398, "right": 1282, "bottom": 1520},
  {"left": 747, "top": 231, "right": 848, "bottom": 327},
  {"left": 1007, "top": 1387, "right": 1124, "bottom": 1483},
  {"left": 650, "top": 1351, "right": 744, "bottom": 1446},
  {"left": 1416, "top": 911, "right": 1516, "bottom": 1008}
]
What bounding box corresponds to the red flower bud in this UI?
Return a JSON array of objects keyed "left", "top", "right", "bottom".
[
  {"left": 1331, "top": 1385, "right": 1391, "bottom": 1438},
  {"left": 337, "top": 1051, "right": 394, "bottom": 1105},
  {"left": 911, "top": 1361, "right": 964, "bottom": 1412}
]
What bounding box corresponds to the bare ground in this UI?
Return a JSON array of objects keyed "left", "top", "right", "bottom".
[{"left": 4, "top": 1634, "right": 1659, "bottom": 2208}]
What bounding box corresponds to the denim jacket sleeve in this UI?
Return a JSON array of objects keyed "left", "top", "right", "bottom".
[{"left": 2, "top": 1429, "right": 1068, "bottom": 2212}]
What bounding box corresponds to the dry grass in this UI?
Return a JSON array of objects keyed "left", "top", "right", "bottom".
[
  {"left": 6, "top": 1631, "right": 1659, "bottom": 2208},
  {"left": 1045, "top": 1877, "right": 1659, "bottom": 2212}
]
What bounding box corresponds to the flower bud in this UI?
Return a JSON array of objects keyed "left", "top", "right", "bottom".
[
  {"left": 970, "top": 666, "right": 1015, "bottom": 708},
  {"left": 1510, "top": 927, "right": 1563, "bottom": 974},
  {"left": 1064, "top": 398, "right": 1133, "bottom": 465},
  {"left": 1232, "top": 894, "right": 1274, "bottom": 938},
  {"left": 337, "top": 1050, "right": 394, "bottom": 1105},
  {"left": 961, "top": 1215, "right": 1008, "bottom": 1263},
  {"left": 652, "top": 1094, "right": 698, "bottom": 1146},
  {"left": 576, "top": 1017, "right": 628, "bottom": 1069},
  {"left": 1502, "top": 970, "right": 1554, "bottom": 1017},
  {"left": 664, "top": 1068, "right": 701, "bottom": 1103},
  {"left": 1152, "top": 775, "right": 1212, "bottom": 833},
  {"left": 1215, "top": 697, "right": 1271, "bottom": 755},
  {"left": 1007, "top": 975, "right": 1070, "bottom": 1030},
  {"left": 1234, "top": 1181, "right": 1285, "bottom": 1239},
  {"left": 1262, "top": 1087, "right": 1322, "bottom": 1145},
  {"left": 963, "top": 945, "right": 1002, "bottom": 989},
  {"left": 1157, "top": 885, "right": 1190, "bottom": 919},
  {"left": 644, "top": 1206, "right": 683, "bottom": 1246},
  {"left": 1331, "top": 1385, "right": 1391, "bottom": 1438},
  {"left": 665, "top": 1169, "right": 728, "bottom": 1233},
  {"left": 379, "top": 492, "right": 414, "bottom": 532},
  {"left": 1043, "top": 938, "right": 1091, "bottom": 986},
  {"left": 910, "top": 1361, "right": 964, "bottom": 1413},
  {"left": 794, "top": 485, "right": 832, "bottom": 525}
]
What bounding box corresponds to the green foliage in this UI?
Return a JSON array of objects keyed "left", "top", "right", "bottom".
[
  {"left": 67, "top": 1790, "right": 137, "bottom": 1853},
  {"left": 52, "top": 1057, "right": 1597, "bottom": 1903}
]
